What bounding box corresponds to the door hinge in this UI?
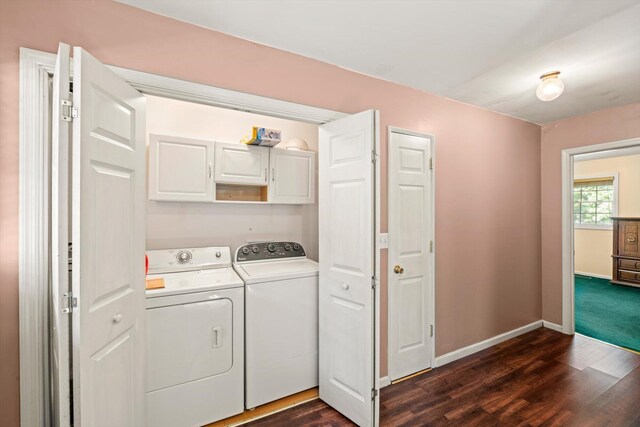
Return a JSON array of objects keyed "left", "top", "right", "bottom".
[
  {"left": 429, "top": 157, "right": 433, "bottom": 171},
  {"left": 371, "top": 388, "right": 378, "bottom": 401},
  {"left": 61, "top": 99, "right": 72, "bottom": 122},
  {"left": 371, "top": 150, "right": 377, "bottom": 164},
  {"left": 60, "top": 99, "right": 78, "bottom": 122},
  {"left": 430, "top": 324, "right": 434, "bottom": 337},
  {"left": 429, "top": 241, "right": 434, "bottom": 253},
  {"left": 62, "top": 292, "right": 77, "bottom": 314},
  {"left": 371, "top": 276, "right": 377, "bottom": 290}
]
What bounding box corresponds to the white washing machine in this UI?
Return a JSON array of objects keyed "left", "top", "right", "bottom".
[
  {"left": 145, "top": 247, "right": 244, "bottom": 427},
  {"left": 234, "top": 241, "right": 319, "bottom": 408}
]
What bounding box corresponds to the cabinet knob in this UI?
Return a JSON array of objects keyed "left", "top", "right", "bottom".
[
  {"left": 341, "top": 283, "right": 349, "bottom": 291},
  {"left": 112, "top": 313, "right": 123, "bottom": 324}
]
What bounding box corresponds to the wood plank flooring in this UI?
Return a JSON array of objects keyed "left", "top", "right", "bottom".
[{"left": 246, "top": 328, "right": 640, "bottom": 426}]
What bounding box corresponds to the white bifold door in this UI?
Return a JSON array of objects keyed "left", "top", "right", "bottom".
[
  {"left": 319, "top": 110, "right": 379, "bottom": 427},
  {"left": 51, "top": 43, "right": 147, "bottom": 427}
]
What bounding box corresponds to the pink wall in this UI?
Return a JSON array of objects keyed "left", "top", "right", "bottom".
[
  {"left": 541, "top": 102, "right": 640, "bottom": 323},
  {"left": 0, "top": 1, "right": 541, "bottom": 424}
]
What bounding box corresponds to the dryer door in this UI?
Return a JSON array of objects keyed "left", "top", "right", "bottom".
[{"left": 146, "top": 298, "right": 233, "bottom": 392}]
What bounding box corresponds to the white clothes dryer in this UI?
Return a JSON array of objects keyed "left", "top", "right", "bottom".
[
  {"left": 145, "top": 247, "right": 244, "bottom": 427},
  {"left": 234, "top": 241, "right": 319, "bottom": 409}
]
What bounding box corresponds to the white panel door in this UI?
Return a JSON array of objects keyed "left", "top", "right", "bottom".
[
  {"left": 388, "top": 130, "right": 433, "bottom": 381},
  {"left": 71, "top": 47, "right": 146, "bottom": 427},
  {"left": 319, "top": 110, "right": 378, "bottom": 427},
  {"left": 148, "top": 134, "right": 214, "bottom": 202},
  {"left": 51, "top": 42, "right": 72, "bottom": 427},
  {"left": 214, "top": 142, "right": 269, "bottom": 185},
  {"left": 269, "top": 148, "right": 315, "bottom": 204}
]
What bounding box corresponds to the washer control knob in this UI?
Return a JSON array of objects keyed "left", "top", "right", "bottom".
[
  {"left": 215, "top": 251, "right": 222, "bottom": 258},
  {"left": 176, "top": 250, "right": 192, "bottom": 264},
  {"left": 284, "top": 244, "right": 292, "bottom": 251},
  {"left": 252, "top": 246, "right": 260, "bottom": 253},
  {"left": 268, "top": 244, "right": 277, "bottom": 252},
  {"left": 242, "top": 247, "right": 250, "bottom": 255},
  {"left": 293, "top": 244, "right": 300, "bottom": 251}
]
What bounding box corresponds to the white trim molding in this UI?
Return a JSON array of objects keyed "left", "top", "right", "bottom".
[
  {"left": 575, "top": 271, "right": 612, "bottom": 280},
  {"left": 18, "top": 47, "right": 349, "bottom": 427},
  {"left": 561, "top": 137, "right": 640, "bottom": 335},
  {"left": 435, "top": 321, "right": 542, "bottom": 367},
  {"left": 19, "top": 47, "right": 55, "bottom": 427},
  {"left": 379, "top": 376, "right": 391, "bottom": 388},
  {"left": 542, "top": 320, "right": 563, "bottom": 332}
]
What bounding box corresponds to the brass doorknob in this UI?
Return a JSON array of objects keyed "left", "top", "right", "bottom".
[{"left": 394, "top": 265, "right": 404, "bottom": 274}]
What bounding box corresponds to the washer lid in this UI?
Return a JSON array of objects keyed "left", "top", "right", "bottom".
[
  {"left": 233, "top": 258, "right": 319, "bottom": 284},
  {"left": 145, "top": 267, "right": 244, "bottom": 298}
]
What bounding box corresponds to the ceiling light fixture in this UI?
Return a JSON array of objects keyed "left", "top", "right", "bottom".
[{"left": 536, "top": 71, "right": 564, "bottom": 102}]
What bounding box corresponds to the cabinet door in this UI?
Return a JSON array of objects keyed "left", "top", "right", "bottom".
[
  {"left": 269, "top": 149, "right": 316, "bottom": 204},
  {"left": 149, "top": 134, "right": 214, "bottom": 202},
  {"left": 214, "top": 142, "right": 269, "bottom": 185}
]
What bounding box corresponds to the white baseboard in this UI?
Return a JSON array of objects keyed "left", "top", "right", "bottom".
[
  {"left": 575, "top": 271, "right": 612, "bottom": 280},
  {"left": 379, "top": 376, "right": 390, "bottom": 388},
  {"left": 542, "top": 320, "right": 563, "bottom": 332},
  {"left": 435, "top": 320, "right": 543, "bottom": 367}
]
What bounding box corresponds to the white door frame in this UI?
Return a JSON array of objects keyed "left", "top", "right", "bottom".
[
  {"left": 387, "top": 126, "right": 436, "bottom": 375},
  {"left": 560, "top": 137, "right": 640, "bottom": 335},
  {"left": 19, "top": 47, "right": 360, "bottom": 426}
]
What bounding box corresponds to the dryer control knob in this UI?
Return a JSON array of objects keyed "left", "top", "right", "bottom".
[
  {"left": 284, "top": 244, "right": 292, "bottom": 251},
  {"left": 268, "top": 244, "right": 277, "bottom": 252},
  {"left": 293, "top": 244, "right": 300, "bottom": 251},
  {"left": 252, "top": 246, "right": 260, "bottom": 253},
  {"left": 242, "top": 247, "right": 250, "bottom": 255},
  {"left": 215, "top": 251, "right": 222, "bottom": 258}
]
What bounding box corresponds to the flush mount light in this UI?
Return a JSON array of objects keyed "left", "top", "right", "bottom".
[{"left": 536, "top": 71, "right": 564, "bottom": 102}]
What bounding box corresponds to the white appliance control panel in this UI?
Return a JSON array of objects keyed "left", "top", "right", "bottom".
[{"left": 147, "top": 247, "right": 231, "bottom": 274}]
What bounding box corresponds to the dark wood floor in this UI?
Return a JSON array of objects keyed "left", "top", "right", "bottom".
[{"left": 247, "top": 328, "right": 640, "bottom": 426}]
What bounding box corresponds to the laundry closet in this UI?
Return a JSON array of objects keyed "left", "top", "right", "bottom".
[
  {"left": 49, "top": 44, "right": 379, "bottom": 427},
  {"left": 143, "top": 95, "right": 321, "bottom": 426}
]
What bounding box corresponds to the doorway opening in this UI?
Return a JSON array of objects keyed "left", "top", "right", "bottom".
[
  {"left": 560, "top": 139, "right": 640, "bottom": 355},
  {"left": 572, "top": 150, "right": 640, "bottom": 352}
]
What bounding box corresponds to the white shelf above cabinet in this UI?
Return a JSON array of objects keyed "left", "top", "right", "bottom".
[
  {"left": 214, "top": 142, "right": 270, "bottom": 186},
  {"left": 148, "top": 134, "right": 214, "bottom": 202},
  {"left": 268, "top": 149, "right": 316, "bottom": 204}
]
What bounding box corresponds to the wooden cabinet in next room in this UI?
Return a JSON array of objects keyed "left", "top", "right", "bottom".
[
  {"left": 612, "top": 217, "right": 640, "bottom": 288},
  {"left": 269, "top": 149, "right": 316, "bottom": 204}
]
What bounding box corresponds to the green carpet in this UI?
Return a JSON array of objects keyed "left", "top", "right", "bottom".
[{"left": 575, "top": 274, "right": 640, "bottom": 352}]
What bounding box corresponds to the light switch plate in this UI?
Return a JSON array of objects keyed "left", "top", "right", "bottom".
[{"left": 379, "top": 233, "right": 388, "bottom": 249}]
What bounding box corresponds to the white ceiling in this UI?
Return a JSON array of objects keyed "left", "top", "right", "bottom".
[{"left": 118, "top": 0, "right": 640, "bottom": 124}]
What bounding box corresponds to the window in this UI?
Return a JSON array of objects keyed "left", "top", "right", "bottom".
[{"left": 573, "top": 175, "right": 616, "bottom": 228}]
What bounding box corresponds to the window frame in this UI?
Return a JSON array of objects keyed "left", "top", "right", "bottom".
[{"left": 573, "top": 172, "right": 618, "bottom": 230}]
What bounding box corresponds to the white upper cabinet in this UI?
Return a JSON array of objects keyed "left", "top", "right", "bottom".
[
  {"left": 269, "top": 149, "right": 316, "bottom": 204},
  {"left": 214, "top": 142, "right": 269, "bottom": 186},
  {"left": 148, "top": 134, "right": 214, "bottom": 202}
]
